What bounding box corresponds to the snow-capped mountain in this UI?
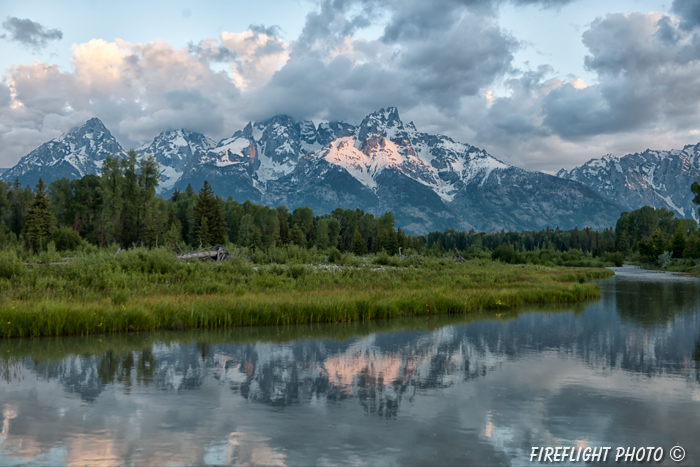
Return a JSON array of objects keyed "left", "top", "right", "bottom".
[
  {"left": 136, "top": 129, "right": 216, "bottom": 193},
  {"left": 262, "top": 108, "right": 619, "bottom": 233},
  {"left": 3, "top": 109, "right": 623, "bottom": 233},
  {"left": 1, "top": 118, "right": 127, "bottom": 187},
  {"left": 557, "top": 143, "right": 700, "bottom": 221}
]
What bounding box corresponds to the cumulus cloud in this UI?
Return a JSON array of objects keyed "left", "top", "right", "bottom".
[
  {"left": 0, "top": 17, "right": 62, "bottom": 50},
  {"left": 189, "top": 29, "right": 290, "bottom": 91},
  {"left": 3, "top": 0, "right": 700, "bottom": 174},
  {"left": 0, "top": 37, "right": 245, "bottom": 164},
  {"left": 540, "top": 12, "right": 700, "bottom": 139},
  {"left": 672, "top": 0, "right": 700, "bottom": 29},
  {"left": 244, "top": 0, "right": 518, "bottom": 122}
]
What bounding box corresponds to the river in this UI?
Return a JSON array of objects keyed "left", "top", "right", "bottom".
[{"left": 1, "top": 266, "right": 699, "bottom": 466}]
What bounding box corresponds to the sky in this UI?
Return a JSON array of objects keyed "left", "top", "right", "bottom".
[{"left": 1, "top": 0, "right": 699, "bottom": 173}]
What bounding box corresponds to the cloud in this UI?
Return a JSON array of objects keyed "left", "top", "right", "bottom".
[
  {"left": 245, "top": 0, "right": 517, "bottom": 121},
  {"left": 0, "top": 37, "right": 244, "bottom": 163},
  {"left": 189, "top": 30, "right": 290, "bottom": 91},
  {"left": 3, "top": 0, "right": 700, "bottom": 175},
  {"left": 1, "top": 17, "right": 62, "bottom": 50},
  {"left": 672, "top": 0, "right": 700, "bottom": 29},
  {"left": 539, "top": 12, "right": 700, "bottom": 139}
]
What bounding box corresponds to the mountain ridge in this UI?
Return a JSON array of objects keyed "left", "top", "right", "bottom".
[
  {"left": 557, "top": 143, "right": 700, "bottom": 221},
  {"left": 2, "top": 108, "right": 623, "bottom": 233}
]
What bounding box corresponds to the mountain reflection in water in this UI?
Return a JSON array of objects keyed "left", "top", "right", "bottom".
[{"left": 1, "top": 266, "right": 699, "bottom": 466}]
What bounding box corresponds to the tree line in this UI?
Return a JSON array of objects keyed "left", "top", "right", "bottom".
[
  {"left": 2, "top": 153, "right": 700, "bottom": 267},
  {"left": 0, "top": 152, "right": 408, "bottom": 255}
]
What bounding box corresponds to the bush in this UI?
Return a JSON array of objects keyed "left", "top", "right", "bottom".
[
  {"left": 492, "top": 244, "right": 523, "bottom": 264},
  {"left": 658, "top": 251, "right": 672, "bottom": 268},
  {"left": 604, "top": 251, "right": 624, "bottom": 267},
  {"left": 0, "top": 248, "right": 26, "bottom": 280},
  {"left": 52, "top": 226, "right": 83, "bottom": 252},
  {"left": 38, "top": 242, "right": 62, "bottom": 264},
  {"left": 287, "top": 264, "right": 307, "bottom": 279},
  {"left": 118, "top": 248, "right": 178, "bottom": 275},
  {"left": 374, "top": 252, "right": 391, "bottom": 265},
  {"left": 327, "top": 247, "right": 343, "bottom": 263},
  {"left": 250, "top": 249, "right": 269, "bottom": 264}
]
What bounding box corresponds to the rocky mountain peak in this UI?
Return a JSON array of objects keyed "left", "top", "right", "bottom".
[
  {"left": 357, "top": 107, "right": 406, "bottom": 143},
  {"left": 1, "top": 117, "right": 125, "bottom": 187}
]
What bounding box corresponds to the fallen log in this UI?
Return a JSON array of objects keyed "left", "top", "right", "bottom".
[{"left": 177, "top": 246, "right": 230, "bottom": 262}]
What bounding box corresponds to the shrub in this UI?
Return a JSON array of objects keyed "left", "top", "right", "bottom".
[
  {"left": 52, "top": 226, "right": 83, "bottom": 252},
  {"left": 374, "top": 252, "right": 391, "bottom": 266},
  {"left": 250, "top": 249, "right": 269, "bottom": 264},
  {"left": 287, "top": 264, "right": 307, "bottom": 279},
  {"left": 658, "top": 251, "right": 672, "bottom": 268},
  {"left": 327, "top": 247, "right": 343, "bottom": 263},
  {"left": 119, "top": 248, "right": 178, "bottom": 275},
  {"left": 0, "top": 248, "right": 26, "bottom": 280},
  {"left": 604, "top": 251, "right": 624, "bottom": 267}
]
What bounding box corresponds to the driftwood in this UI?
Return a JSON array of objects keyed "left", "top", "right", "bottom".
[{"left": 177, "top": 246, "right": 230, "bottom": 262}]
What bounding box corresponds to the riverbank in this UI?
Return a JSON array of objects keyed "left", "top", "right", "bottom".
[{"left": 0, "top": 248, "right": 613, "bottom": 338}]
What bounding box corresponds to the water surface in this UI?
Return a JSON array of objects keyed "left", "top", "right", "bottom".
[{"left": 1, "top": 266, "right": 699, "bottom": 466}]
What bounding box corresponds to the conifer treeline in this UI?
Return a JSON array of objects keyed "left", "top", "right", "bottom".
[
  {"left": 1, "top": 155, "right": 699, "bottom": 263},
  {"left": 0, "top": 153, "right": 407, "bottom": 254}
]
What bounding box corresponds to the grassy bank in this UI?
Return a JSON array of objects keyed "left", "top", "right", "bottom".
[
  {"left": 0, "top": 247, "right": 613, "bottom": 338},
  {"left": 0, "top": 304, "right": 588, "bottom": 363}
]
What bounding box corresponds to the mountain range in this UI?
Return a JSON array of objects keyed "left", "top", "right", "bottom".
[
  {"left": 557, "top": 144, "right": 700, "bottom": 222},
  {"left": 4, "top": 108, "right": 695, "bottom": 234}
]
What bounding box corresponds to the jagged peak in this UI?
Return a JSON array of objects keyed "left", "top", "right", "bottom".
[
  {"left": 357, "top": 107, "right": 405, "bottom": 143},
  {"left": 361, "top": 107, "right": 403, "bottom": 126},
  {"left": 70, "top": 117, "right": 110, "bottom": 136},
  {"left": 256, "top": 114, "right": 297, "bottom": 128}
]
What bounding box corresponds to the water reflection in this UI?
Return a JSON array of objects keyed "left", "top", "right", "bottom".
[{"left": 1, "top": 268, "right": 700, "bottom": 466}]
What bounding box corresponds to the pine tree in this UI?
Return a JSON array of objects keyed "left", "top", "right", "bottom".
[
  {"left": 195, "top": 216, "right": 209, "bottom": 247},
  {"left": 120, "top": 150, "right": 140, "bottom": 246},
  {"left": 23, "top": 178, "right": 56, "bottom": 251},
  {"left": 164, "top": 206, "right": 183, "bottom": 249},
  {"left": 193, "top": 181, "right": 227, "bottom": 246},
  {"left": 100, "top": 156, "right": 123, "bottom": 245},
  {"left": 351, "top": 229, "right": 366, "bottom": 255},
  {"left": 671, "top": 226, "right": 686, "bottom": 258},
  {"left": 290, "top": 223, "right": 306, "bottom": 247}
]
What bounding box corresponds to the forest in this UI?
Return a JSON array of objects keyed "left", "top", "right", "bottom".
[{"left": 1, "top": 151, "right": 699, "bottom": 271}]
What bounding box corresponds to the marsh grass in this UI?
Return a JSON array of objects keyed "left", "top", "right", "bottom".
[
  {"left": 0, "top": 247, "right": 613, "bottom": 338},
  {"left": 0, "top": 303, "right": 587, "bottom": 364}
]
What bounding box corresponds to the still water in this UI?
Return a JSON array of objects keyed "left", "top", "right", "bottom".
[{"left": 1, "top": 266, "right": 700, "bottom": 466}]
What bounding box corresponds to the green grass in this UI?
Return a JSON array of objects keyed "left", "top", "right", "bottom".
[
  {"left": 0, "top": 303, "right": 587, "bottom": 364},
  {"left": 0, "top": 247, "right": 613, "bottom": 338}
]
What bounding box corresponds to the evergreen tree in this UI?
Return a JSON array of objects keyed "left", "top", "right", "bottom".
[
  {"left": 617, "top": 230, "right": 630, "bottom": 255},
  {"left": 120, "top": 150, "right": 141, "bottom": 246},
  {"left": 671, "top": 226, "right": 686, "bottom": 258},
  {"left": 23, "top": 178, "right": 56, "bottom": 251},
  {"left": 237, "top": 214, "right": 255, "bottom": 247},
  {"left": 195, "top": 216, "right": 210, "bottom": 247},
  {"left": 684, "top": 234, "right": 700, "bottom": 259},
  {"left": 290, "top": 223, "right": 306, "bottom": 247},
  {"left": 277, "top": 206, "right": 290, "bottom": 244},
  {"left": 164, "top": 206, "right": 183, "bottom": 249},
  {"left": 192, "top": 181, "right": 226, "bottom": 245},
  {"left": 100, "top": 156, "right": 123, "bottom": 245},
  {"left": 315, "top": 218, "right": 330, "bottom": 249},
  {"left": 650, "top": 229, "right": 668, "bottom": 258},
  {"left": 351, "top": 229, "right": 366, "bottom": 255}
]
